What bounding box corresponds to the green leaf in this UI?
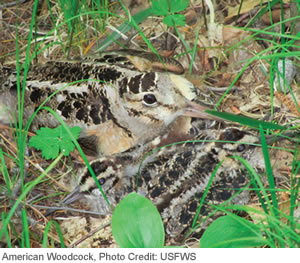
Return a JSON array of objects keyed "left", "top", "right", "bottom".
[
  {"left": 163, "top": 14, "right": 186, "bottom": 26},
  {"left": 152, "top": 0, "right": 189, "bottom": 15},
  {"left": 29, "top": 125, "right": 81, "bottom": 160},
  {"left": 200, "top": 215, "right": 267, "bottom": 248},
  {"left": 152, "top": 0, "right": 169, "bottom": 16},
  {"left": 205, "top": 110, "right": 286, "bottom": 130},
  {"left": 169, "top": 0, "right": 189, "bottom": 13},
  {"left": 111, "top": 192, "right": 165, "bottom": 248}
]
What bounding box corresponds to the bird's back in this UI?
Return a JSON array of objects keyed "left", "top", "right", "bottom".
[{"left": 0, "top": 51, "right": 212, "bottom": 156}]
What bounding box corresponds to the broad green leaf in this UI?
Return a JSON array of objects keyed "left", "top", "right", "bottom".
[
  {"left": 29, "top": 125, "right": 81, "bottom": 160},
  {"left": 205, "top": 110, "right": 286, "bottom": 130},
  {"left": 163, "top": 14, "right": 186, "bottom": 26},
  {"left": 29, "top": 128, "right": 59, "bottom": 159},
  {"left": 200, "top": 215, "right": 267, "bottom": 248},
  {"left": 170, "top": 0, "right": 190, "bottom": 13},
  {"left": 152, "top": 0, "right": 169, "bottom": 16},
  {"left": 152, "top": 0, "right": 189, "bottom": 15},
  {"left": 111, "top": 192, "right": 165, "bottom": 248}
]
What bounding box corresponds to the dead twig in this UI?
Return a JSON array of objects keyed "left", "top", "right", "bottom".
[{"left": 70, "top": 222, "right": 111, "bottom": 248}]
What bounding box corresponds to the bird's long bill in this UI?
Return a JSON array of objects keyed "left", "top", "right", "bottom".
[
  {"left": 60, "top": 186, "right": 81, "bottom": 205},
  {"left": 44, "top": 186, "right": 81, "bottom": 216},
  {"left": 183, "top": 100, "right": 220, "bottom": 120}
]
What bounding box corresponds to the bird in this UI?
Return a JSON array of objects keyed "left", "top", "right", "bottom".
[
  {"left": 0, "top": 50, "right": 219, "bottom": 156},
  {"left": 45, "top": 124, "right": 265, "bottom": 242}
]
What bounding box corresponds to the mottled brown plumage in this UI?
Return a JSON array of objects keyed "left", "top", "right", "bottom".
[
  {"left": 0, "top": 50, "right": 217, "bottom": 156},
  {"left": 47, "top": 125, "right": 265, "bottom": 242}
]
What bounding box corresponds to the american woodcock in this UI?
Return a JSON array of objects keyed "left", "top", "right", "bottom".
[
  {"left": 0, "top": 50, "right": 218, "bottom": 156},
  {"left": 46, "top": 124, "right": 266, "bottom": 242}
]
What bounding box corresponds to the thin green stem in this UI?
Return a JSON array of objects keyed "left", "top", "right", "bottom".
[
  {"left": 21, "top": 209, "right": 30, "bottom": 248},
  {"left": 0, "top": 153, "right": 64, "bottom": 241}
]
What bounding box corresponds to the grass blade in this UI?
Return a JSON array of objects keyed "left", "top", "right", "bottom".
[
  {"left": 246, "top": 0, "right": 281, "bottom": 27},
  {"left": 259, "top": 125, "right": 278, "bottom": 216},
  {"left": 231, "top": 155, "right": 270, "bottom": 214},
  {"left": 21, "top": 209, "right": 30, "bottom": 248},
  {"left": 1, "top": 212, "right": 12, "bottom": 248},
  {"left": 0, "top": 153, "right": 64, "bottom": 241},
  {"left": 96, "top": 7, "right": 153, "bottom": 52},
  {"left": 0, "top": 148, "right": 11, "bottom": 196},
  {"left": 205, "top": 110, "right": 286, "bottom": 130},
  {"left": 43, "top": 221, "right": 65, "bottom": 248},
  {"left": 191, "top": 160, "right": 224, "bottom": 229}
]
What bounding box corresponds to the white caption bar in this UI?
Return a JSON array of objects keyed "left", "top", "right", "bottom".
[{"left": 0, "top": 248, "right": 293, "bottom": 263}]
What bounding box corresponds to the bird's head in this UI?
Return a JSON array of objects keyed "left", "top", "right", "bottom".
[
  {"left": 105, "top": 71, "right": 218, "bottom": 140},
  {"left": 50, "top": 157, "right": 126, "bottom": 215}
]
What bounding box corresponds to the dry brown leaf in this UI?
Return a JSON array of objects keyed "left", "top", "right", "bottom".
[
  {"left": 223, "top": 26, "right": 251, "bottom": 45},
  {"left": 248, "top": 191, "right": 294, "bottom": 227},
  {"left": 247, "top": 204, "right": 268, "bottom": 225},
  {"left": 214, "top": 72, "right": 239, "bottom": 87},
  {"left": 231, "top": 105, "right": 241, "bottom": 114},
  {"left": 278, "top": 192, "right": 291, "bottom": 224},
  {"left": 197, "top": 47, "right": 211, "bottom": 71},
  {"left": 59, "top": 216, "right": 116, "bottom": 248},
  {"left": 261, "top": 9, "right": 282, "bottom": 25},
  {"left": 226, "top": 0, "right": 289, "bottom": 20}
]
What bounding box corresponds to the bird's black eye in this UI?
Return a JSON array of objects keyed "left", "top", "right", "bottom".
[
  {"left": 143, "top": 94, "right": 157, "bottom": 106},
  {"left": 237, "top": 144, "right": 246, "bottom": 152},
  {"left": 98, "top": 178, "right": 105, "bottom": 185}
]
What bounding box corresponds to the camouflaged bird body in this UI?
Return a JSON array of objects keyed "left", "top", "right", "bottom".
[
  {"left": 0, "top": 51, "right": 212, "bottom": 156},
  {"left": 1, "top": 51, "right": 267, "bottom": 242},
  {"left": 74, "top": 126, "right": 264, "bottom": 241}
]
